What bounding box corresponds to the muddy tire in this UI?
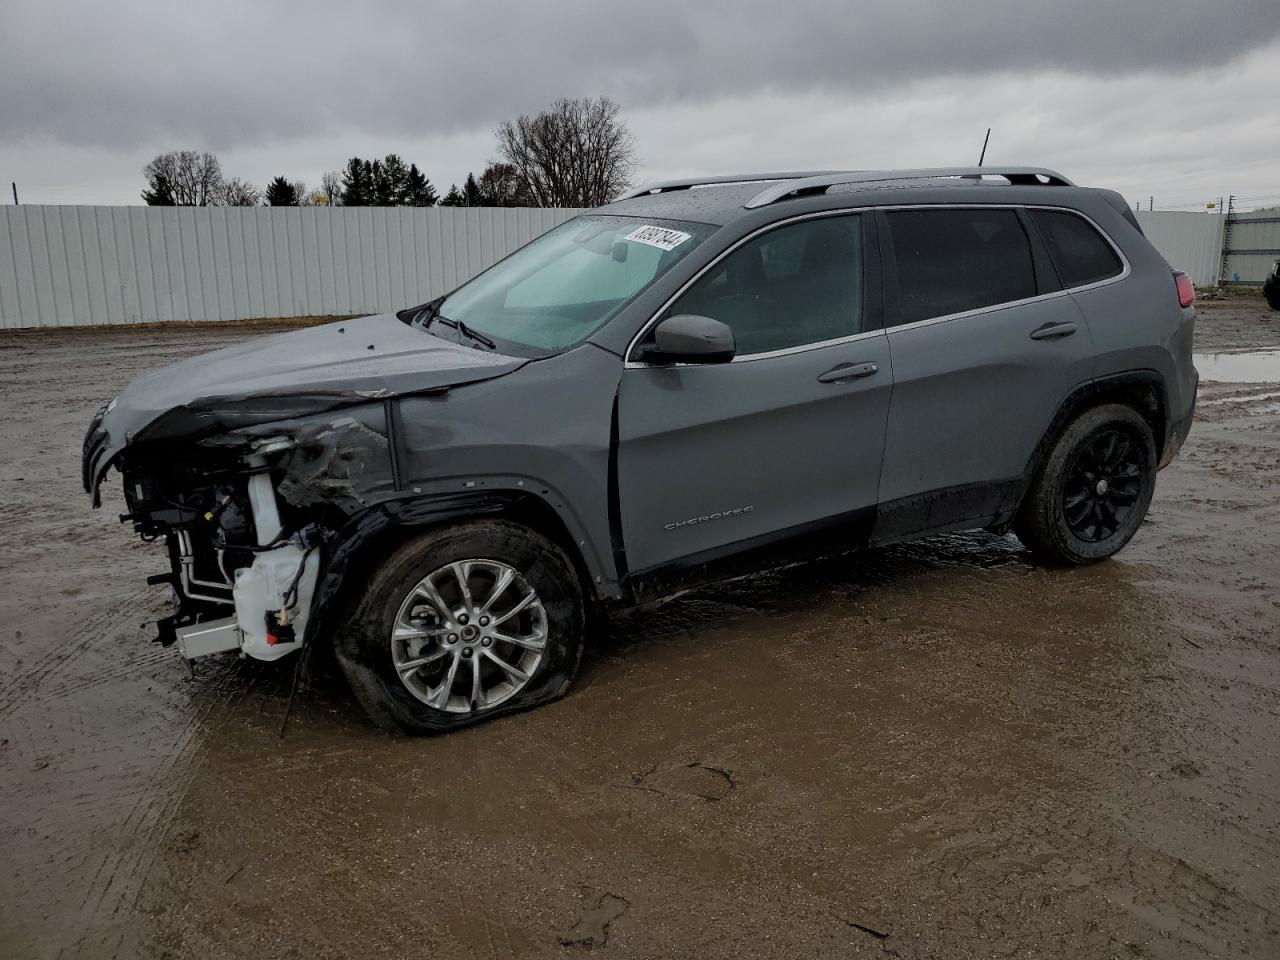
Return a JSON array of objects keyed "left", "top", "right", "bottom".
[
  {"left": 1014, "top": 404, "right": 1157, "bottom": 566},
  {"left": 334, "top": 519, "right": 584, "bottom": 734}
]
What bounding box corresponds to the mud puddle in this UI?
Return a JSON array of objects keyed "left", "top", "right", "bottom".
[
  {"left": 1199, "top": 388, "right": 1280, "bottom": 408},
  {"left": 1193, "top": 347, "right": 1280, "bottom": 382}
]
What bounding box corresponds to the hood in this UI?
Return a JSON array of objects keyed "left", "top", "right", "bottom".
[{"left": 83, "top": 313, "right": 528, "bottom": 500}]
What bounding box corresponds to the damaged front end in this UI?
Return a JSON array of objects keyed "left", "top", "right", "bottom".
[
  {"left": 81, "top": 312, "right": 531, "bottom": 666},
  {"left": 87, "top": 401, "right": 398, "bottom": 664}
]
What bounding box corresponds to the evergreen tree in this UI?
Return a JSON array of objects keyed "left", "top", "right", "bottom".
[
  {"left": 142, "top": 172, "right": 175, "bottom": 205},
  {"left": 369, "top": 159, "right": 393, "bottom": 205},
  {"left": 265, "top": 175, "right": 299, "bottom": 206},
  {"left": 339, "top": 157, "right": 373, "bottom": 206},
  {"left": 439, "top": 183, "right": 465, "bottom": 207},
  {"left": 380, "top": 154, "right": 411, "bottom": 204},
  {"left": 403, "top": 163, "right": 438, "bottom": 206},
  {"left": 461, "top": 172, "right": 482, "bottom": 207},
  {"left": 338, "top": 154, "right": 439, "bottom": 206}
]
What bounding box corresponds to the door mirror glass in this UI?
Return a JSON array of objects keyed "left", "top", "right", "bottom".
[{"left": 641, "top": 314, "right": 736, "bottom": 364}]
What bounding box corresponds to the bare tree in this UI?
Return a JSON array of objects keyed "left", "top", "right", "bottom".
[
  {"left": 142, "top": 150, "right": 224, "bottom": 206},
  {"left": 495, "top": 97, "right": 636, "bottom": 207},
  {"left": 219, "top": 177, "right": 262, "bottom": 206},
  {"left": 320, "top": 170, "right": 343, "bottom": 206},
  {"left": 478, "top": 161, "right": 531, "bottom": 206}
]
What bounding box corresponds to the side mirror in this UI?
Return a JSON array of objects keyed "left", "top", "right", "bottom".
[{"left": 640, "top": 314, "right": 736, "bottom": 364}]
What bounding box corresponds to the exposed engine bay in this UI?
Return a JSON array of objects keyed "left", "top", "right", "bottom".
[{"left": 94, "top": 402, "right": 400, "bottom": 663}]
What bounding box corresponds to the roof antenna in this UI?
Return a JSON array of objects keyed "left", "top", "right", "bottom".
[{"left": 978, "top": 127, "right": 991, "bottom": 167}]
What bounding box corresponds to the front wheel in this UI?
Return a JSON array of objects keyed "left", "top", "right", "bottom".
[
  {"left": 1014, "top": 404, "right": 1157, "bottom": 565},
  {"left": 335, "top": 519, "right": 585, "bottom": 733}
]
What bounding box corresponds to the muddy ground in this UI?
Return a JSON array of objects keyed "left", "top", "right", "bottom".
[{"left": 1, "top": 300, "right": 1278, "bottom": 960}]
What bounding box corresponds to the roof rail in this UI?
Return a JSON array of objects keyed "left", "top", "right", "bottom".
[
  {"left": 614, "top": 171, "right": 851, "bottom": 202},
  {"left": 743, "top": 167, "right": 1074, "bottom": 209}
]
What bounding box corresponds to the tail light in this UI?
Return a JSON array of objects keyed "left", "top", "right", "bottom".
[{"left": 1174, "top": 272, "right": 1195, "bottom": 308}]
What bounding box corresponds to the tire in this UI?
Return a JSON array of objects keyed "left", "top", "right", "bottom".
[
  {"left": 334, "top": 519, "right": 585, "bottom": 734},
  {"left": 1014, "top": 404, "right": 1157, "bottom": 566},
  {"left": 1265, "top": 287, "right": 1280, "bottom": 311}
]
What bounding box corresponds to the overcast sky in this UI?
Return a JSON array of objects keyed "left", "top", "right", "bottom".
[{"left": 2, "top": 0, "right": 1279, "bottom": 210}]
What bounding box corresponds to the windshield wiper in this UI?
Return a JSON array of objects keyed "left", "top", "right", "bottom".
[
  {"left": 401, "top": 297, "right": 496, "bottom": 349},
  {"left": 456, "top": 320, "right": 496, "bottom": 349},
  {"left": 397, "top": 297, "right": 443, "bottom": 329},
  {"left": 434, "top": 315, "right": 496, "bottom": 350}
]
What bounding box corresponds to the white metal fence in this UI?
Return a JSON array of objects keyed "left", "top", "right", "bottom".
[
  {"left": 0, "top": 203, "right": 1254, "bottom": 329},
  {"left": 1132, "top": 211, "right": 1224, "bottom": 287},
  {"left": 1221, "top": 209, "right": 1280, "bottom": 285},
  {"left": 0, "top": 205, "right": 582, "bottom": 329}
]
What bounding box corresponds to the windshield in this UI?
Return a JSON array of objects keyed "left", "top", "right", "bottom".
[{"left": 435, "top": 215, "right": 714, "bottom": 352}]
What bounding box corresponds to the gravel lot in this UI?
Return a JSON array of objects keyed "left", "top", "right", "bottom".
[{"left": 1, "top": 300, "right": 1278, "bottom": 959}]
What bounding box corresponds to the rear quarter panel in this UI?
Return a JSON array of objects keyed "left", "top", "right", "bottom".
[{"left": 1067, "top": 197, "right": 1197, "bottom": 431}]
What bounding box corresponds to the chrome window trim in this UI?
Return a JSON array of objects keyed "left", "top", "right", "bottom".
[
  {"left": 881, "top": 289, "right": 1073, "bottom": 335},
  {"left": 622, "top": 203, "right": 1130, "bottom": 368}
]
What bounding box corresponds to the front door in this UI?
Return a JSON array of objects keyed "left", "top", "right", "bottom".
[{"left": 616, "top": 213, "right": 893, "bottom": 581}]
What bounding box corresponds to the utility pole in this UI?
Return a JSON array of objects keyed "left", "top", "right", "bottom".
[
  {"left": 1218, "top": 195, "right": 1235, "bottom": 287},
  {"left": 10, "top": 182, "right": 16, "bottom": 205},
  {"left": 1149, "top": 196, "right": 1154, "bottom": 211}
]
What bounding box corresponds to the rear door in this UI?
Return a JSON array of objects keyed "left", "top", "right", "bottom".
[
  {"left": 616, "top": 213, "right": 893, "bottom": 578},
  {"left": 873, "top": 205, "right": 1095, "bottom": 540}
]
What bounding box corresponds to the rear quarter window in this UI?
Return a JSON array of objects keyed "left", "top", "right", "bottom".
[{"left": 1030, "top": 209, "right": 1123, "bottom": 288}]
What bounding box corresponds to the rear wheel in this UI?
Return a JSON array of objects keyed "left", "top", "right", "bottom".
[
  {"left": 1014, "top": 404, "right": 1157, "bottom": 565},
  {"left": 335, "top": 519, "right": 584, "bottom": 733}
]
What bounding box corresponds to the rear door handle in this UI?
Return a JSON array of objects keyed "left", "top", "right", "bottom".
[
  {"left": 1029, "top": 321, "right": 1078, "bottom": 341},
  {"left": 817, "top": 361, "right": 879, "bottom": 383}
]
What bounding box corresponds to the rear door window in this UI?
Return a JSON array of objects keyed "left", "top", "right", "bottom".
[
  {"left": 884, "top": 209, "right": 1036, "bottom": 326},
  {"left": 1030, "top": 209, "right": 1123, "bottom": 288}
]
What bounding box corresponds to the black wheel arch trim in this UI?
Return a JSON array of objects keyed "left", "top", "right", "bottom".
[
  {"left": 1018, "top": 369, "right": 1170, "bottom": 505},
  {"left": 304, "top": 486, "right": 618, "bottom": 648}
]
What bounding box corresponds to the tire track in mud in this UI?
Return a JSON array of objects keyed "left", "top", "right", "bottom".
[
  {"left": 64, "top": 659, "right": 260, "bottom": 960},
  {"left": 35, "top": 647, "right": 174, "bottom": 706},
  {"left": 0, "top": 573, "right": 251, "bottom": 958},
  {"left": 0, "top": 588, "right": 149, "bottom": 719},
  {"left": 0, "top": 579, "right": 195, "bottom": 960}
]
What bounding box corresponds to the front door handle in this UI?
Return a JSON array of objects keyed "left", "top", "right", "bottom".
[
  {"left": 817, "top": 361, "right": 879, "bottom": 383},
  {"left": 1029, "top": 321, "right": 1078, "bottom": 341}
]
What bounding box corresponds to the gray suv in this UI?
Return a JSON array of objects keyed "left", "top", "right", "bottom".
[{"left": 83, "top": 167, "right": 1198, "bottom": 733}]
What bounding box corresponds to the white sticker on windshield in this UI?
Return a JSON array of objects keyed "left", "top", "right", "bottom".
[{"left": 624, "top": 225, "right": 692, "bottom": 252}]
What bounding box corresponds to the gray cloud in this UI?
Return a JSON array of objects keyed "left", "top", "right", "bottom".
[{"left": 4, "top": 0, "right": 1279, "bottom": 151}]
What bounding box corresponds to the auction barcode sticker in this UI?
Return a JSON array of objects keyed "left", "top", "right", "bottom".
[{"left": 624, "top": 225, "right": 692, "bottom": 251}]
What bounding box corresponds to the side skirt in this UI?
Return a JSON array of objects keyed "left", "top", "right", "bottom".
[
  {"left": 624, "top": 506, "right": 877, "bottom": 605},
  {"left": 868, "top": 478, "right": 1023, "bottom": 546}
]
